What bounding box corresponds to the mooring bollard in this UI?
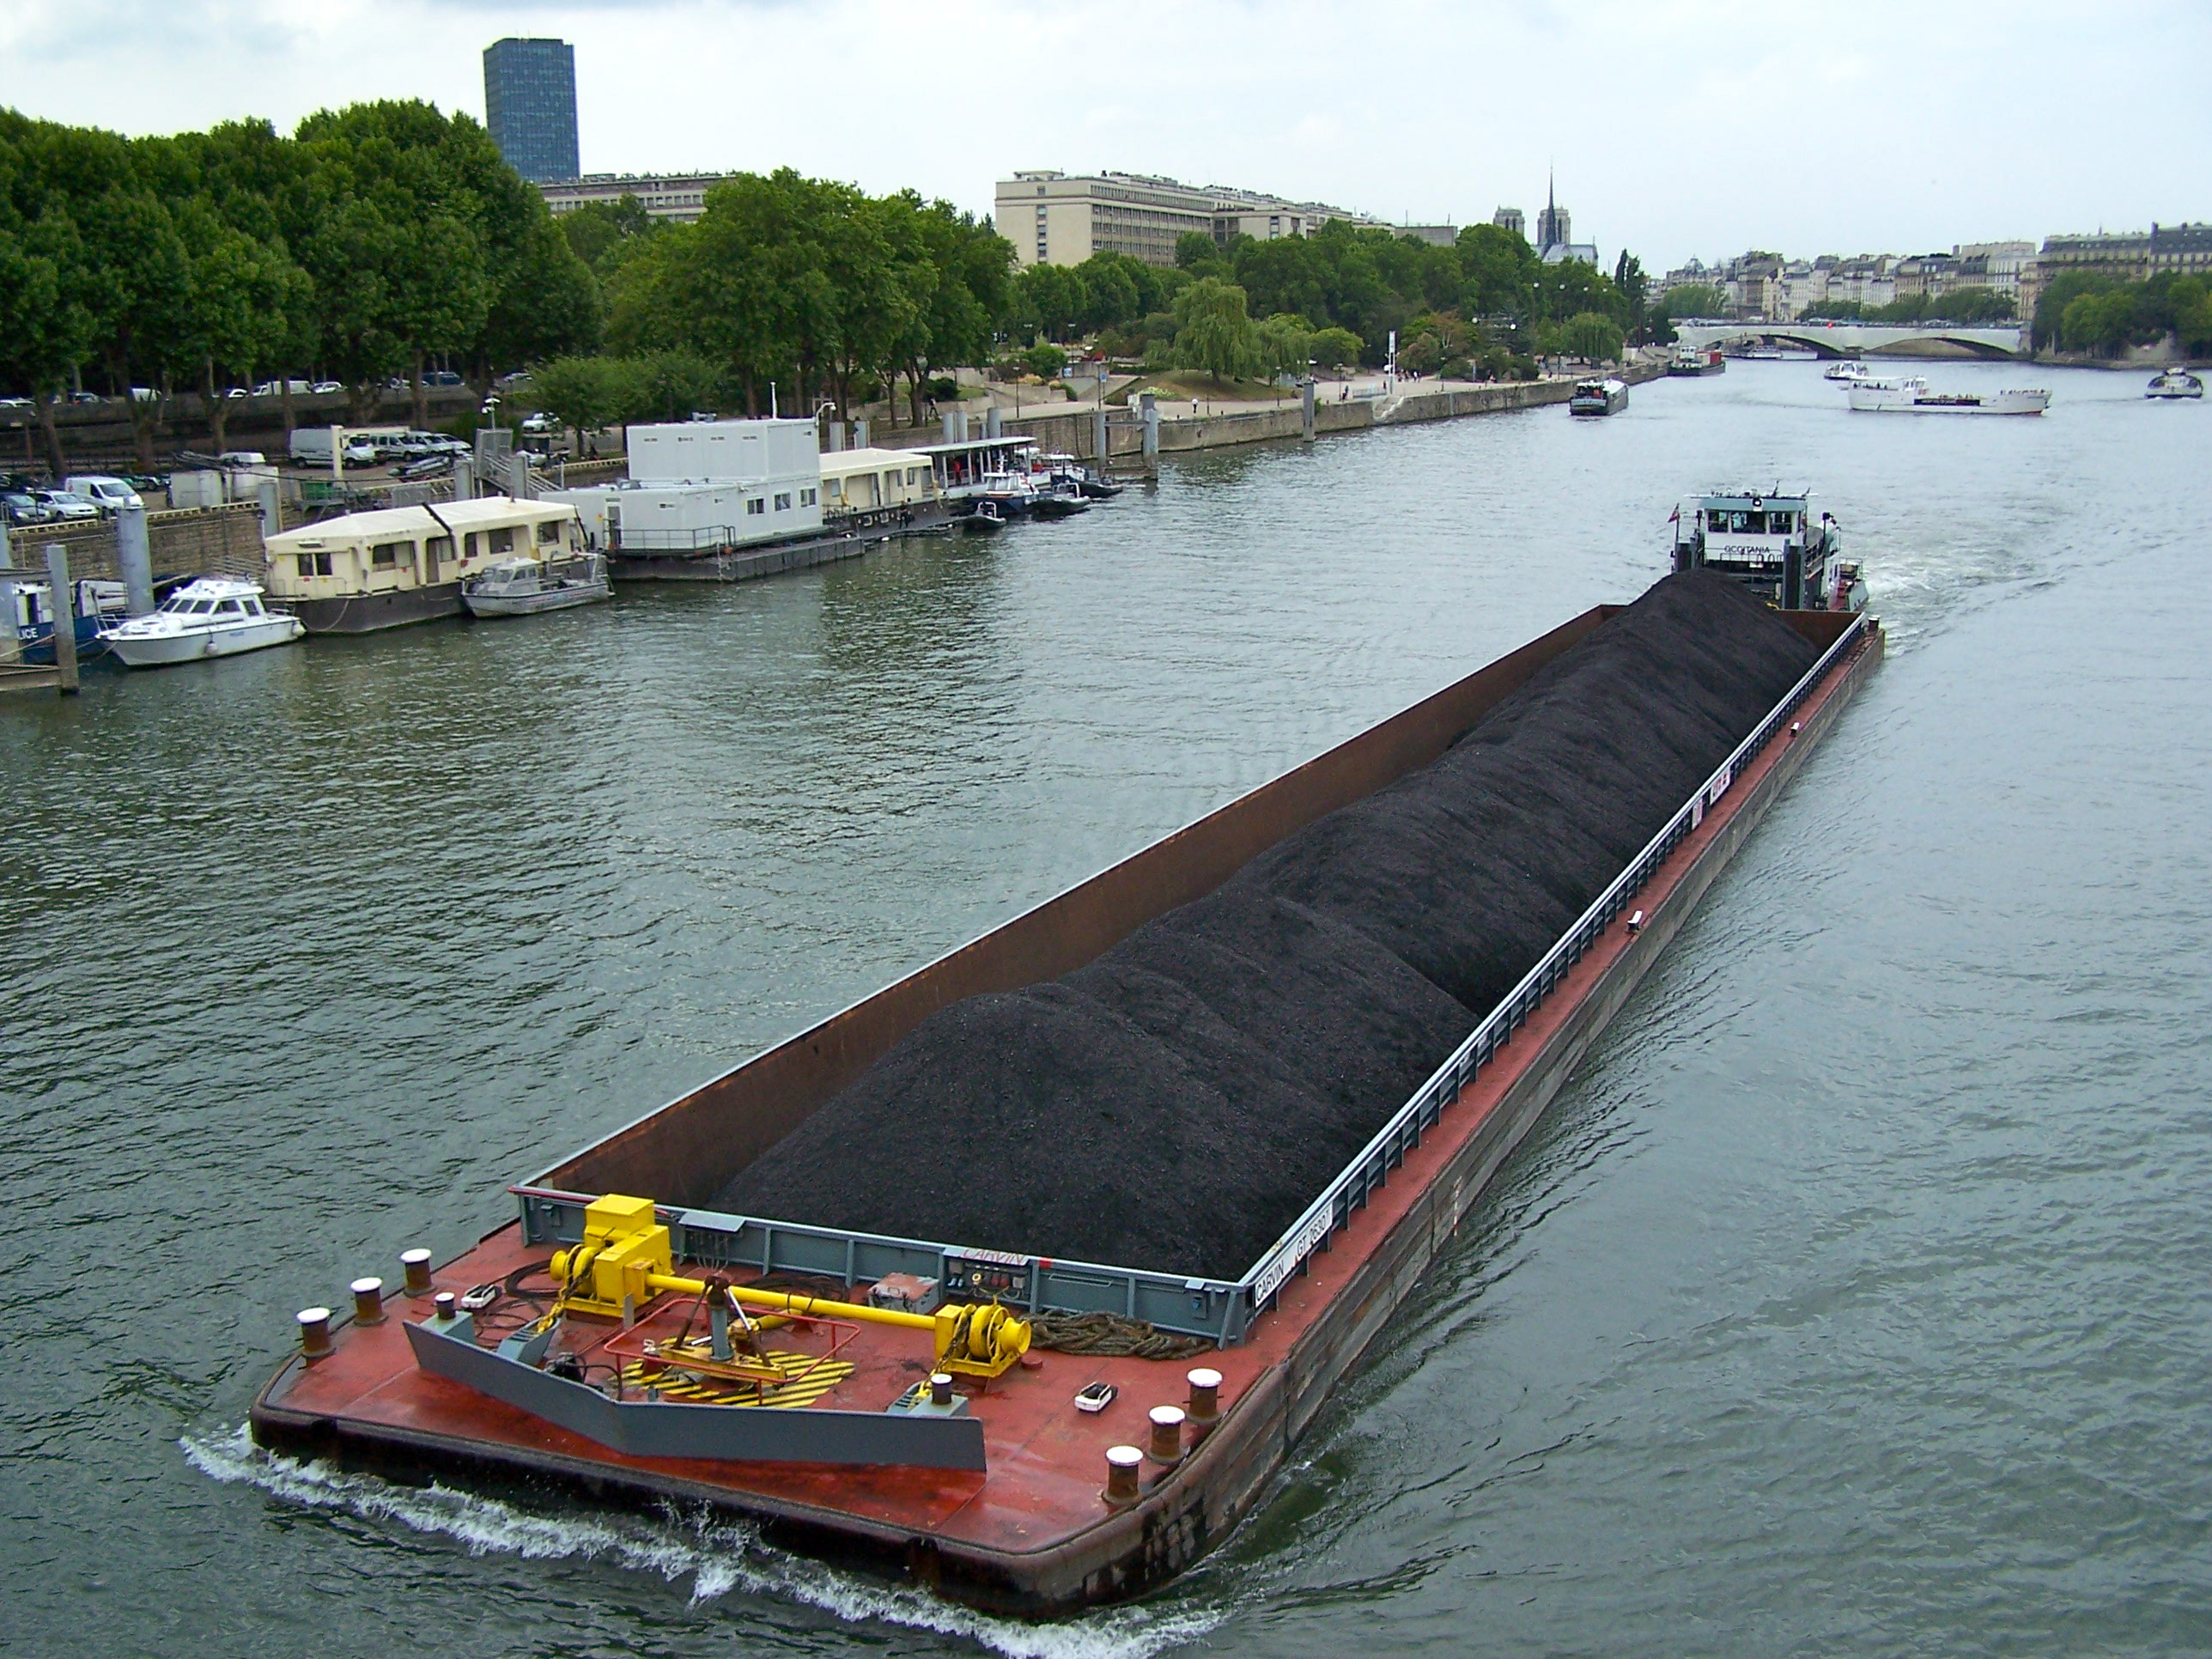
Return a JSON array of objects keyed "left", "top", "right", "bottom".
[
  {"left": 297, "top": 1307, "right": 333, "bottom": 1360},
  {"left": 45, "top": 545, "right": 78, "bottom": 694},
  {"left": 1103, "top": 1444, "right": 1143, "bottom": 1506}
]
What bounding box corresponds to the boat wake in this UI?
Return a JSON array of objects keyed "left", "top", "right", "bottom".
[{"left": 181, "top": 1425, "right": 1224, "bottom": 1658}]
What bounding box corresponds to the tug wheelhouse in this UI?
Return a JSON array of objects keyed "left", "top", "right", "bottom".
[{"left": 1672, "top": 488, "right": 1867, "bottom": 614}]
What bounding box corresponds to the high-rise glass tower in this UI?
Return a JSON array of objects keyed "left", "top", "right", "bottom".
[{"left": 483, "top": 38, "right": 579, "bottom": 183}]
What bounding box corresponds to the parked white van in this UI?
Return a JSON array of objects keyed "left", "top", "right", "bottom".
[{"left": 61, "top": 475, "right": 144, "bottom": 514}]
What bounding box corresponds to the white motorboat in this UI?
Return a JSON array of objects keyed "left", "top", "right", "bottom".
[
  {"left": 1847, "top": 376, "right": 2049, "bottom": 415},
  {"left": 1825, "top": 360, "right": 1875, "bottom": 383},
  {"left": 2146, "top": 367, "right": 2204, "bottom": 400},
  {"left": 459, "top": 552, "right": 611, "bottom": 617},
  {"left": 97, "top": 578, "right": 304, "bottom": 667}
]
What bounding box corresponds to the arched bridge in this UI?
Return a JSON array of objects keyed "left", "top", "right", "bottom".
[{"left": 1672, "top": 320, "right": 2026, "bottom": 361}]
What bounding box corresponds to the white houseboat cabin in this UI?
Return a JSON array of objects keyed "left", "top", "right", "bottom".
[{"left": 264, "top": 496, "right": 583, "bottom": 634}]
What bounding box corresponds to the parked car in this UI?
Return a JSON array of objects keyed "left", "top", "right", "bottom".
[
  {"left": 68, "top": 390, "right": 103, "bottom": 405},
  {"left": 222, "top": 386, "right": 252, "bottom": 399},
  {"left": 309, "top": 380, "right": 343, "bottom": 395},
  {"left": 0, "top": 396, "right": 33, "bottom": 412},
  {"left": 34, "top": 489, "right": 100, "bottom": 520},
  {"left": 2, "top": 490, "right": 54, "bottom": 525},
  {"left": 397, "top": 453, "right": 455, "bottom": 481},
  {"left": 424, "top": 369, "right": 465, "bottom": 387},
  {"left": 216, "top": 451, "right": 268, "bottom": 468},
  {"left": 62, "top": 475, "right": 146, "bottom": 514},
  {"left": 519, "top": 412, "right": 553, "bottom": 434},
  {"left": 252, "top": 380, "right": 312, "bottom": 398}
]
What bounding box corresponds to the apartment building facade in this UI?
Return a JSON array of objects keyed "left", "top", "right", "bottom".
[{"left": 995, "top": 171, "right": 1382, "bottom": 269}]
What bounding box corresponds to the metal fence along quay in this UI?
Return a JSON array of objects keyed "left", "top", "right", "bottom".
[{"left": 514, "top": 612, "right": 1869, "bottom": 1343}]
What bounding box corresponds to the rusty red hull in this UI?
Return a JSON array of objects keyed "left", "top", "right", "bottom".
[{"left": 252, "top": 610, "right": 1880, "bottom": 1615}]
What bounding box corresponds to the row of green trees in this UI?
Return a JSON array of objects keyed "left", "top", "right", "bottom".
[
  {"left": 2032, "top": 269, "right": 2212, "bottom": 356},
  {"left": 0, "top": 102, "right": 599, "bottom": 469},
  {"left": 571, "top": 168, "right": 1010, "bottom": 425},
  {"left": 1804, "top": 289, "right": 2016, "bottom": 325},
  {"left": 997, "top": 222, "right": 1650, "bottom": 382}
]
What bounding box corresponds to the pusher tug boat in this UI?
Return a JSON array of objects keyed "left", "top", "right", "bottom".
[
  {"left": 99, "top": 577, "right": 303, "bottom": 667},
  {"left": 1672, "top": 486, "right": 1869, "bottom": 614},
  {"left": 252, "top": 586, "right": 1882, "bottom": 1616}
]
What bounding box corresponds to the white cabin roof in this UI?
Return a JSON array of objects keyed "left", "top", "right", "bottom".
[
  {"left": 265, "top": 495, "right": 574, "bottom": 550},
  {"left": 819, "top": 447, "right": 931, "bottom": 477}
]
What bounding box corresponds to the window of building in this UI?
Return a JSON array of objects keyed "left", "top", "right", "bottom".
[
  {"left": 536, "top": 519, "right": 561, "bottom": 544},
  {"left": 426, "top": 536, "right": 453, "bottom": 564},
  {"left": 296, "top": 550, "right": 332, "bottom": 579},
  {"left": 775, "top": 492, "right": 792, "bottom": 511},
  {"left": 370, "top": 540, "right": 407, "bottom": 568},
  {"left": 489, "top": 526, "right": 516, "bottom": 554},
  {"left": 799, "top": 487, "right": 817, "bottom": 506},
  {"left": 746, "top": 498, "right": 765, "bottom": 515},
  {"left": 464, "top": 532, "right": 480, "bottom": 558}
]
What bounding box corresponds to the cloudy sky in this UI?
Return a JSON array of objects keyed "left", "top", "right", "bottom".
[{"left": 4, "top": 0, "right": 2206, "bottom": 271}]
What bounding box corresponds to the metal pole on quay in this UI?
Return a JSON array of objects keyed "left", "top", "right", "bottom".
[{"left": 45, "top": 544, "right": 79, "bottom": 694}]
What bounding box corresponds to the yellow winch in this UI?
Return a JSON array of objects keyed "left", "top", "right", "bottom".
[{"left": 547, "top": 1194, "right": 1031, "bottom": 1381}]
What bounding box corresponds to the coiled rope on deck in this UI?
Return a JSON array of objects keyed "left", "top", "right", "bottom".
[{"left": 1026, "top": 1310, "right": 1217, "bottom": 1361}]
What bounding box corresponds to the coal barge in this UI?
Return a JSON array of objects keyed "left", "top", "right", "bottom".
[{"left": 251, "top": 574, "right": 1881, "bottom": 1615}]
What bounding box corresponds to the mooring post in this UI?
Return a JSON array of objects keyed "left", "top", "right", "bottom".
[
  {"left": 257, "top": 477, "right": 282, "bottom": 544},
  {"left": 1140, "top": 392, "right": 1158, "bottom": 471},
  {"left": 45, "top": 544, "right": 79, "bottom": 694},
  {"left": 1302, "top": 379, "right": 1317, "bottom": 442},
  {"left": 115, "top": 501, "right": 155, "bottom": 617},
  {"left": 0, "top": 520, "right": 19, "bottom": 667}
]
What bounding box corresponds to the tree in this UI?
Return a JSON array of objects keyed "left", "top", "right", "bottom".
[
  {"left": 1659, "top": 283, "right": 1729, "bottom": 320},
  {"left": 523, "top": 353, "right": 632, "bottom": 450},
  {"left": 1170, "top": 277, "right": 1260, "bottom": 380},
  {"left": 1561, "top": 311, "right": 1624, "bottom": 362},
  {"left": 559, "top": 193, "right": 656, "bottom": 270},
  {"left": 1309, "top": 325, "right": 1362, "bottom": 369},
  {"left": 1254, "top": 312, "right": 1314, "bottom": 379}
]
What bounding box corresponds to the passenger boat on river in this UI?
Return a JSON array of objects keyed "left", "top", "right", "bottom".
[
  {"left": 1568, "top": 377, "right": 1629, "bottom": 416},
  {"left": 1847, "top": 375, "right": 2049, "bottom": 416},
  {"left": 2146, "top": 366, "right": 2204, "bottom": 400}
]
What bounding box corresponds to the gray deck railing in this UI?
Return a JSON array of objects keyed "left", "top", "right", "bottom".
[{"left": 514, "top": 612, "right": 1869, "bottom": 1343}]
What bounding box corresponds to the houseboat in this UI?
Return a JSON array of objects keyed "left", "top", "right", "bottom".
[
  {"left": 1673, "top": 487, "right": 1867, "bottom": 613},
  {"left": 1569, "top": 377, "right": 1630, "bottom": 416},
  {"left": 264, "top": 497, "right": 584, "bottom": 634},
  {"left": 818, "top": 447, "right": 944, "bottom": 529}
]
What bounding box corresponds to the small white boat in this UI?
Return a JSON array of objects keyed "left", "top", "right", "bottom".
[
  {"left": 2146, "top": 367, "right": 2204, "bottom": 400},
  {"left": 98, "top": 578, "right": 303, "bottom": 667},
  {"left": 1847, "top": 376, "right": 2049, "bottom": 416},
  {"left": 459, "top": 552, "right": 611, "bottom": 617},
  {"left": 1825, "top": 360, "right": 1875, "bottom": 383}
]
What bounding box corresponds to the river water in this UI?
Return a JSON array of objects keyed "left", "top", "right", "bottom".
[{"left": 3, "top": 361, "right": 2206, "bottom": 1658}]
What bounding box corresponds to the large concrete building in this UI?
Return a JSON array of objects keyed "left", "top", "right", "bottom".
[
  {"left": 483, "top": 38, "right": 579, "bottom": 185},
  {"left": 1492, "top": 206, "right": 1525, "bottom": 239},
  {"left": 996, "top": 171, "right": 1384, "bottom": 269},
  {"left": 538, "top": 173, "right": 726, "bottom": 223}
]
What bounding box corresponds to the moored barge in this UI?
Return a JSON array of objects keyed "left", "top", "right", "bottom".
[{"left": 251, "top": 595, "right": 1882, "bottom": 1615}]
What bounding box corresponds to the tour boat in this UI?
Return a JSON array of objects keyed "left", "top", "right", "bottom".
[
  {"left": 1672, "top": 486, "right": 1869, "bottom": 614},
  {"left": 97, "top": 578, "right": 303, "bottom": 667},
  {"left": 1847, "top": 376, "right": 2049, "bottom": 415},
  {"left": 2146, "top": 367, "right": 2204, "bottom": 400},
  {"left": 1568, "top": 377, "right": 1629, "bottom": 416},
  {"left": 1824, "top": 360, "right": 1875, "bottom": 384},
  {"left": 460, "top": 552, "right": 611, "bottom": 618}
]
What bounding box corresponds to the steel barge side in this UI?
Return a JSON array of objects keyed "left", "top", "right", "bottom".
[{"left": 251, "top": 606, "right": 1881, "bottom": 1615}]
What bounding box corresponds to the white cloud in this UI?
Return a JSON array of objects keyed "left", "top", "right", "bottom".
[{"left": 4, "top": 0, "right": 2207, "bottom": 270}]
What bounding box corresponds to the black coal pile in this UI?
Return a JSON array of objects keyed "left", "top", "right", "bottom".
[{"left": 716, "top": 572, "right": 1820, "bottom": 1279}]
